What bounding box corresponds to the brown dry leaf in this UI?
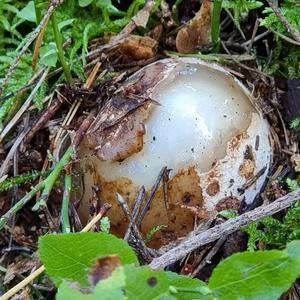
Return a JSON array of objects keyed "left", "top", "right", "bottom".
[
  {"left": 4, "top": 255, "right": 40, "bottom": 284},
  {"left": 89, "top": 255, "right": 121, "bottom": 287},
  {"left": 117, "top": 35, "right": 158, "bottom": 61},
  {"left": 176, "top": 0, "right": 213, "bottom": 53},
  {"left": 9, "top": 226, "right": 36, "bottom": 249}
]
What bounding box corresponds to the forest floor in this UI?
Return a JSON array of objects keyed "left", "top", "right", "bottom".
[{"left": 0, "top": 0, "right": 300, "bottom": 299}]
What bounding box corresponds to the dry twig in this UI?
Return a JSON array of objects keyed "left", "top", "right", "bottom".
[
  {"left": 23, "top": 94, "right": 65, "bottom": 146},
  {"left": 150, "top": 188, "right": 300, "bottom": 270},
  {"left": 116, "top": 193, "right": 155, "bottom": 263},
  {"left": 191, "top": 235, "right": 227, "bottom": 277},
  {"left": 124, "top": 186, "right": 145, "bottom": 241},
  {"left": 137, "top": 167, "right": 167, "bottom": 225}
]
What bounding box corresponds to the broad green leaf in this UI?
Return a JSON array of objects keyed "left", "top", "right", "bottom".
[
  {"left": 17, "top": 1, "right": 36, "bottom": 23},
  {"left": 93, "top": 266, "right": 125, "bottom": 299},
  {"left": 123, "top": 265, "right": 209, "bottom": 300},
  {"left": 57, "top": 267, "right": 126, "bottom": 300},
  {"left": 209, "top": 240, "right": 300, "bottom": 300},
  {"left": 57, "top": 265, "right": 208, "bottom": 300},
  {"left": 39, "top": 232, "right": 138, "bottom": 287},
  {"left": 56, "top": 282, "right": 93, "bottom": 300}
]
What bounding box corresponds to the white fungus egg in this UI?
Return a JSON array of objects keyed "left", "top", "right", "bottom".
[{"left": 78, "top": 58, "right": 272, "bottom": 248}]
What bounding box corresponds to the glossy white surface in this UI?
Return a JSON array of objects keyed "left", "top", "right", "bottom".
[{"left": 97, "top": 64, "right": 256, "bottom": 188}]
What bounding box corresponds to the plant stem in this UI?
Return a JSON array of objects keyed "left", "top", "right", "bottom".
[
  {"left": 61, "top": 174, "right": 71, "bottom": 233},
  {"left": 51, "top": 12, "right": 73, "bottom": 84},
  {"left": 0, "top": 182, "right": 44, "bottom": 230},
  {"left": 211, "top": 0, "right": 223, "bottom": 53},
  {"left": 33, "top": 146, "right": 74, "bottom": 210},
  {"left": 34, "top": 0, "right": 42, "bottom": 24},
  {"left": 0, "top": 146, "right": 74, "bottom": 230}
]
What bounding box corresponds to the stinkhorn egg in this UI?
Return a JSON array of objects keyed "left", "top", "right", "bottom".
[{"left": 78, "top": 58, "right": 272, "bottom": 248}]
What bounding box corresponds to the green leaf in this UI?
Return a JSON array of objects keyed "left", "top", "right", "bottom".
[
  {"left": 208, "top": 240, "right": 300, "bottom": 300},
  {"left": 57, "top": 267, "right": 126, "bottom": 300},
  {"left": 57, "top": 282, "right": 93, "bottom": 300},
  {"left": 286, "top": 178, "right": 299, "bottom": 192},
  {"left": 58, "top": 19, "right": 76, "bottom": 31},
  {"left": 92, "top": 266, "right": 125, "bottom": 299},
  {"left": 39, "top": 232, "right": 138, "bottom": 287},
  {"left": 56, "top": 265, "right": 206, "bottom": 300},
  {"left": 222, "top": 0, "right": 263, "bottom": 22},
  {"left": 79, "top": 0, "right": 94, "bottom": 7},
  {"left": 124, "top": 266, "right": 208, "bottom": 300},
  {"left": 0, "top": 15, "right": 10, "bottom": 31},
  {"left": 17, "top": 1, "right": 36, "bottom": 23},
  {"left": 40, "top": 43, "right": 58, "bottom": 67}
]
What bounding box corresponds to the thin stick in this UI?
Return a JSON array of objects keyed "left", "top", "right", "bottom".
[
  {"left": 0, "top": 0, "right": 62, "bottom": 94},
  {"left": 53, "top": 61, "right": 100, "bottom": 150},
  {"left": 191, "top": 235, "right": 227, "bottom": 277},
  {"left": 81, "top": 203, "right": 112, "bottom": 232},
  {"left": 116, "top": 193, "right": 154, "bottom": 262},
  {"left": 247, "top": 18, "right": 260, "bottom": 53},
  {"left": 241, "top": 30, "right": 271, "bottom": 47},
  {"left": 124, "top": 186, "right": 145, "bottom": 241},
  {"left": 137, "top": 167, "right": 167, "bottom": 225},
  {"left": 265, "top": 0, "right": 300, "bottom": 43},
  {"left": 224, "top": 8, "right": 246, "bottom": 41},
  {"left": 0, "top": 68, "right": 50, "bottom": 143},
  {"left": 23, "top": 94, "right": 65, "bottom": 146},
  {"left": 149, "top": 188, "right": 300, "bottom": 270},
  {"left": 269, "top": 28, "right": 300, "bottom": 46},
  {"left": 0, "top": 205, "right": 111, "bottom": 300}
]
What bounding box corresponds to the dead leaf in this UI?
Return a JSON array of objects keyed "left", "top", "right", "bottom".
[
  {"left": 117, "top": 35, "right": 158, "bottom": 61},
  {"left": 176, "top": 0, "right": 213, "bottom": 53},
  {"left": 89, "top": 255, "right": 121, "bottom": 287},
  {"left": 4, "top": 255, "right": 40, "bottom": 284},
  {"left": 8, "top": 226, "right": 36, "bottom": 249}
]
